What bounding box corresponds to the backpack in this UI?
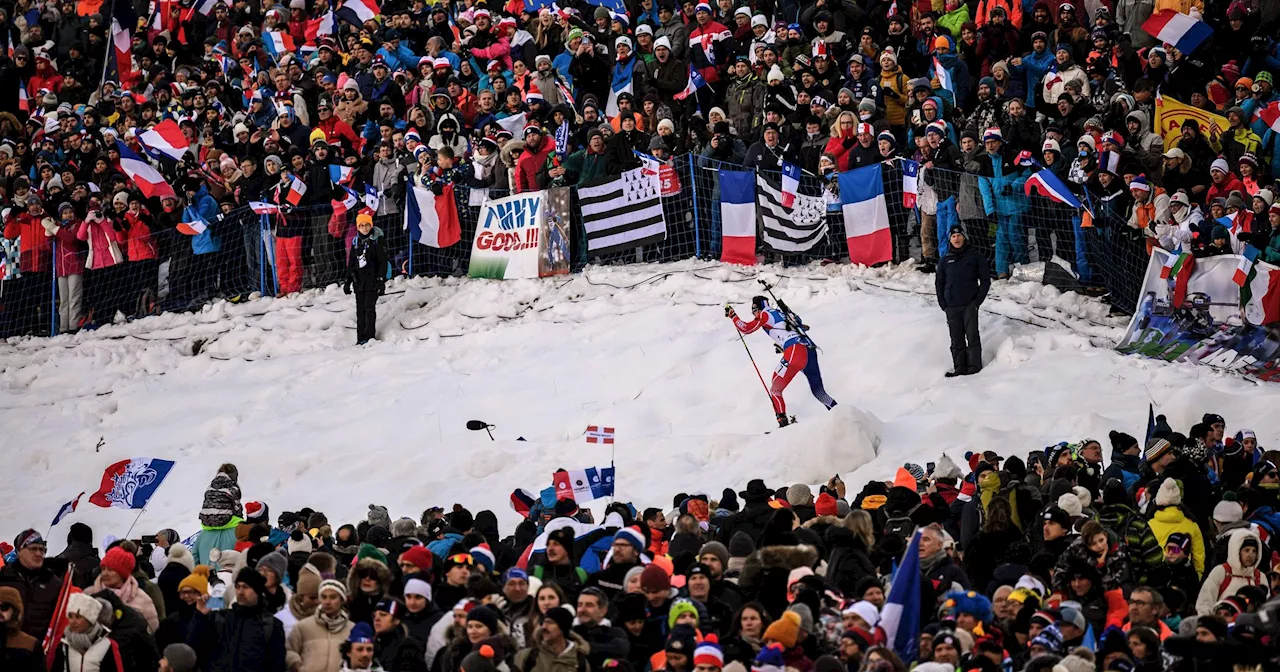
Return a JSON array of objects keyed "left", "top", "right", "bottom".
[{"left": 1216, "top": 562, "right": 1264, "bottom": 599}]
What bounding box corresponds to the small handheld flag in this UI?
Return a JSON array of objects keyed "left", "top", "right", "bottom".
[
  {"left": 1142, "top": 10, "right": 1212, "bottom": 55},
  {"left": 1234, "top": 245, "right": 1260, "bottom": 287},
  {"left": 902, "top": 159, "right": 919, "bottom": 209},
  {"left": 51, "top": 493, "right": 85, "bottom": 528},
  {"left": 780, "top": 162, "right": 800, "bottom": 209}
]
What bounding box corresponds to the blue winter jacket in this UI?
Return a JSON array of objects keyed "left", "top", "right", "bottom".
[
  {"left": 1013, "top": 47, "right": 1055, "bottom": 109},
  {"left": 184, "top": 185, "right": 221, "bottom": 255}
]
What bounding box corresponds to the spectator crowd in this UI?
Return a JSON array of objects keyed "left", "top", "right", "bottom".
[{"left": 3, "top": 412, "right": 1280, "bottom": 672}]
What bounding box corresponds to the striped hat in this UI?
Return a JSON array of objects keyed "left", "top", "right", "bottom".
[
  {"left": 471, "top": 544, "right": 496, "bottom": 573},
  {"left": 614, "top": 526, "right": 646, "bottom": 552},
  {"left": 693, "top": 634, "right": 724, "bottom": 669},
  {"left": 319, "top": 579, "right": 348, "bottom": 601},
  {"left": 983, "top": 127, "right": 1003, "bottom": 143},
  {"left": 856, "top": 122, "right": 873, "bottom": 136},
  {"left": 1129, "top": 175, "right": 1151, "bottom": 192},
  {"left": 695, "top": 3, "right": 712, "bottom": 13},
  {"left": 926, "top": 120, "right": 947, "bottom": 136},
  {"left": 405, "top": 129, "right": 421, "bottom": 144},
  {"left": 526, "top": 83, "right": 544, "bottom": 101}
]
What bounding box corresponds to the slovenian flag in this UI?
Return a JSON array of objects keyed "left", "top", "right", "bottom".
[
  {"left": 89, "top": 458, "right": 176, "bottom": 509},
  {"left": 285, "top": 174, "right": 308, "bottom": 205},
  {"left": 329, "top": 164, "right": 354, "bottom": 185},
  {"left": 839, "top": 163, "right": 892, "bottom": 266},
  {"left": 332, "top": 185, "right": 359, "bottom": 215},
  {"left": 404, "top": 182, "right": 461, "bottom": 248},
  {"left": 263, "top": 31, "right": 296, "bottom": 60},
  {"left": 881, "top": 529, "right": 923, "bottom": 664},
  {"left": 719, "top": 170, "right": 757, "bottom": 266},
  {"left": 1142, "top": 10, "right": 1213, "bottom": 54},
  {"left": 1235, "top": 245, "right": 1260, "bottom": 287},
  {"left": 138, "top": 119, "right": 190, "bottom": 161},
  {"left": 176, "top": 217, "right": 208, "bottom": 236},
  {"left": 902, "top": 159, "right": 919, "bottom": 209},
  {"left": 1025, "top": 168, "right": 1083, "bottom": 209},
  {"left": 337, "top": 0, "right": 380, "bottom": 25},
  {"left": 933, "top": 56, "right": 952, "bottom": 93},
  {"left": 779, "top": 162, "right": 801, "bottom": 209},
  {"left": 51, "top": 492, "right": 85, "bottom": 527},
  {"left": 116, "top": 140, "right": 176, "bottom": 199}
]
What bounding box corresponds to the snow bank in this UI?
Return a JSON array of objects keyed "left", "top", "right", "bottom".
[{"left": 3, "top": 259, "right": 1278, "bottom": 551}]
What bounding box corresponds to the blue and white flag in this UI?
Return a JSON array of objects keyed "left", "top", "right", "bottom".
[
  {"left": 51, "top": 492, "right": 85, "bottom": 527},
  {"left": 881, "top": 529, "right": 922, "bottom": 664},
  {"left": 89, "top": 458, "right": 176, "bottom": 509},
  {"left": 564, "top": 466, "right": 615, "bottom": 501}
]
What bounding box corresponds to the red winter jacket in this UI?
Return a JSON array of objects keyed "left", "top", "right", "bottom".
[
  {"left": 515, "top": 135, "right": 554, "bottom": 193},
  {"left": 823, "top": 128, "right": 858, "bottom": 171},
  {"left": 51, "top": 221, "right": 87, "bottom": 277},
  {"left": 3, "top": 212, "right": 53, "bottom": 273},
  {"left": 122, "top": 210, "right": 158, "bottom": 261}
]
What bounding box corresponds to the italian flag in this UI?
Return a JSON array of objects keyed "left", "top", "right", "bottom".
[
  {"left": 1239, "top": 246, "right": 1280, "bottom": 325},
  {"left": 1160, "top": 251, "right": 1190, "bottom": 280},
  {"left": 1162, "top": 252, "right": 1195, "bottom": 308}
]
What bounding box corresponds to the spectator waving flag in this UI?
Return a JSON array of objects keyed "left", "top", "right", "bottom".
[
  {"left": 1025, "top": 168, "right": 1083, "bottom": 209},
  {"left": 305, "top": 9, "right": 337, "bottom": 43},
  {"left": 88, "top": 458, "right": 176, "bottom": 509},
  {"left": 839, "top": 163, "right": 892, "bottom": 266},
  {"left": 555, "top": 466, "right": 616, "bottom": 501},
  {"left": 1142, "top": 10, "right": 1213, "bottom": 54},
  {"left": 285, "top": 174, "right": 308, "bottom": 205},
  {"left": 108, "top": 0, "right": 137, "bottom": 85},
  {"left": 250, "top": 201, "right": 280, "bottom": 215},
  {"left": 176, "top": 216, "right": 209, "bottom": 236},
  {"left": 116, "top": 141, "right": 176, "bottom": 199},
  {"left": 881, "top": 529, "right": 923, "bottom": 664},
  {"left": 329, "top": 164, "right": 355, "bottom": 185},
  {"left": 194, "top": 0, "right": 229, "bottom": 14},
  {"left": 719, "top": 170, "right": 757, "bottom": 265},
  {"left": 263, "top": 31, "right": 297, "bottom": 60},
  {"left": 138, "top": 119, "right": 190, "bottom": 161},
  {"left": 933, "top": 56, "right": 952, "bottom": 93},
  {"left": 50, "top": 493, "right": 84, "bottom": 528},
  {"left": 337, "top": 0, "right": 381, "bottom": 26},
  {"left": 1255, "top": 101, "right": 1280, "bottom": 134},
  {"left": 364, "top": 184, "right": 381, "bottom": 211},
  {"left": 780, "top": 162, "right": 800, "bottom": 208},
  {"left": 1234, "top": 245, "right": 1260, "bottom": 287},
  {"left": 902, "top": 159, "right": 919, "bottom": 209},
  {"left": 332, "top": 185, "right": 359, "bottom": 215},
  {"left": 404, "top": 182, "right": 462, "bottom": 248}
]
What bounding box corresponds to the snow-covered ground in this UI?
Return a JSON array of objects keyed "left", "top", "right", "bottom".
[{"left": 4, "top": 259, "right": 1279, "bottom": 552}]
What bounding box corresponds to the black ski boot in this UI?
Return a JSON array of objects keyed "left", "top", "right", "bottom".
[{"left": 776, "top": 413, "right": 791, "bottom": 428}]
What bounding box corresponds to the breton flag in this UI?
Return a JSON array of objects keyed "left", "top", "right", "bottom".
[
  {"left": 674, "top": 64, "right": 707, "bottom": 102},
  {"left": 1254, "top": 101, "right": 1280, "bottom": 134},
  {"left": 305, "top": 10, "right": 337, "bottom": 43},
  {"left": 138, "top": 119, "right": 190, "bottom": 161},
  {"left": 578, "top": 167, "right": 667, "bottom": 255},
  {"left": 586, "top": 425, "right": 615, "bottom": 444},
  {"left": 1142, "top": 10, "right": 1212, "bottom": 54},
  {"left": 496, "top": 112, "right": 528, "bottom": 137},
  {"left": 329, "top": 164, "right": 355, "bottom": 185},
  {"left": 176, "top": 217, "right": 208, "bottom": 236},
  {"left": 331, "top": 185, "right": 359, "bottom": 215},
  {"left": 605, "top": 79, "right": 633, "bottom": 119},
  {"left": 838, "top": 164, "right": 892, "bottom": 266},
  {"left": 337, "top": 0, "right": 381, "bottom": 25},
  {"left": 116, "top": 141, "right": 176, "bottom": 199},
  {"left": 1235, "top": 245, "right": 1260, "bottom": 287},
  {"left": 780, "top": 161, "right": 800, "bottom": 208},
  {"left": 881, "top": 529, "right": 923, "bottom": 664},
  {"left": 555, "top": 466, "right": 616, "bottom": 501},
  {"left": 1025, "top": 169, "right": 1083, "bottom": 209},
  {"left": 756, "top": 171, "right": 828, "bottom": 253},
  {"left": 720, "top": 170, "right": 757, "bottom": 265},
  {"left": 902, "top": 159, "right": 919, "bottom": 209},
  {"left": 249, "top": 201, "right": 280, "bottom": 215},
  {"left": 933, "top": 56, "right": 952, "bottom": 93},
  {"left": 89, "top": 458, "right": 176, "bottom": 509},
  {"left": 284, "top": 174, "right": 308, "bottom": 205},
  {"left": 50, "top": 493, "right": 85, "bottom": 528},
  {"left": 263, "top": 31, "right": 296, "bottom": 60},
  {"left": 404, "top": 181, "right": 461, "bottom": 247}
]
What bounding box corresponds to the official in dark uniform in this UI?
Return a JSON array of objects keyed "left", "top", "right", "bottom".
[{"left": 935, "top": 225, "right": 990, "bottom": 377}]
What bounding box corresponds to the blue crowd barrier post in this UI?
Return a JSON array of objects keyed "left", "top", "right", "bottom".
[{"left": 690, "top": 154, "right": 702, "bottom": 260}]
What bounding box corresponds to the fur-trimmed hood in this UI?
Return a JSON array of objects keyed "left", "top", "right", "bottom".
[{"left": 346, "top": 557, "right": 392, "bottom": 596}]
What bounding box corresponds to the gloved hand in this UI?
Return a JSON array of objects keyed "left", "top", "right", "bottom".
[
  {"left": 343, "top": 281, "right": 352, "bottom": 295},
  {"left": 774, "top": 344, "right": 783, "bottom": 354},
  {"left": 724, "top": 304, "right": 736, "bottom": 319},
  {"left": 843, "top": 137, "right": 856, "bottom": 148}
]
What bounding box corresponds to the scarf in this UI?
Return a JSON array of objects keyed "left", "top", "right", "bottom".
[
  {"left": 318, "top": 609, "right": 350, "bottom": 633},
  {"left": 64, "top": 624, "right": 106, "bottom": 653},
  {"left": 289, "top": 591, "right": 318, "bottom": 620},
  {"left": 554, "top": 120, "right": 571, "bottom": 154}
]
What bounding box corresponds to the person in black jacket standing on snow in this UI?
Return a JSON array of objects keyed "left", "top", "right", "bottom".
[
  {"left": 936, "top": 225, "right": 990, "bottom": 377},
  {"left": 344, "top": 212, "right": 388, "bottom": 346}
]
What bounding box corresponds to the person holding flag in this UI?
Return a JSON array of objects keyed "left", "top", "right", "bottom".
[{"left": 725, "top": 295, "right": 837, "bottom": 427}]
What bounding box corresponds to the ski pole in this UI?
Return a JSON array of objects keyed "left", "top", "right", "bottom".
[{"left": 727, "top": 305, "right": 774, "bottom": 410}]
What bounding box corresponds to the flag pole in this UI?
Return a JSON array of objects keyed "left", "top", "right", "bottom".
[{"left": 124, "top": 507, "right": 147, "bottom": 539}]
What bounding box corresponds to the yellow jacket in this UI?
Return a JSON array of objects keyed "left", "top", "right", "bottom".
[
  {"left": 1149, "top": 506, "right": 1206, "bottom": 577},
  {"left": 1154, "top": 0, "right": 1204, "bottom": 14}
]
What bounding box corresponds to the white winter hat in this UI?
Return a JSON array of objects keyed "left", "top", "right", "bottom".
[
  {"left": 654, "top": 36, "right": 672, "bottom": 52},
  {"left": 1071, "top": 486, "right": 1092, "bottom": 510},
  {"left": 1057, "top": 492, "right": 1083, "bottom": 517},
  {"left": 615, "top": 35, "right": 632, "bottom": 50},
  {"left": 751, "top": 14, "right": 767, "bottom": 28},
  {"left": 636, "top": 24, "right": 653, "bottom": 36},
  {"left": 1155, "top": 478, "right": 1183, "bottom": 507},
  {"left": 1214, "top": 500, "right": 1244, "bottom": 523},
  {"left": 66, "top": 592, "right": 104, "bottom": 623},
  {"left": 1169, "top": 192, "right": 1191, "bottom": 208},
  {"left": 404, "top": 578, "right": 432, "bottom": 600},
  {"left": 1211, "top": 158, "right": 1230, "bottom": 175},
  {"left": 767, "top": 65, "right": 785, "bottom": 83},
  {"left": 934, "top": 454, "right": 962, "bottom": 480},
  {"left": 841, "top": 600, "right": 880, "bottom": 628},
  {"left": 167, "top": 544, "right": 196, "bottom": 572}
]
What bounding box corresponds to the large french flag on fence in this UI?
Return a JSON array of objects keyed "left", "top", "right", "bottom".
[
  {"left": 116, "top": 141, "right": 176, "bottom": 199},
  {"left": 839, "top": 164, "right": 892, "bottom": 266},
  {"left": 138, "top": 119, "right": 190, "bottom": 161},
  {"left": 1142, "top": 10, "right": 1212, "bottom": 54},
  {"left": 263, "top": 31, "right": 296, "bottom": 60},
  {"left": 1024, "top": 168, "right": 1082, "bottom": 209},
  {"left": 881, "top": 530, "right": 922, "bottom": 664},
  {"left": 720, "top": 170, "right": 757, "bottom": 265},
  {"left": 405, "top": 182, "right": 462, "bottom": 248},
  {"left": 89, "top": 458, "right": 176, "bottom": 509},
  {"left": 337, "top": 0, "right": 380, "bottom": 25}
]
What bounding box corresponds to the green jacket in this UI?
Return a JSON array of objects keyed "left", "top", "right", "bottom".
[
  {"left": 563, "top": 149, "right": 610, "bottom": 186},
  {"left": 1097, "top": 503, "right": 1163, "bottom": 579}
]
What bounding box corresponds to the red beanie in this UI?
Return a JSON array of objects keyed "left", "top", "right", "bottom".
[
  {"left": 101, "top": 547, "right": 137, "bottom": 577},
  {"left": 640, "top": 564, "right": 671, "bottom": 593},
  {"left": 399, "top": 546, "right": 434, "bottom": 572},
  {"left": 814, "top": 492, "right": 839, "bottom": 517}
]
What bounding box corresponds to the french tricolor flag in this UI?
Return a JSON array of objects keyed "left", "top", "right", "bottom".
[
  {"left": 138, "top": 119, "right": 190, "bottom": 161},
  {"left": 902, "top": 159, "right": 919, "bottom": 209},
  {"left": 332, "top": 185, "right": 359, "bottom": 215},
  {"left": 1234, "top": 245, "right": 1260, "bottom": 287},
  {"left": 780, "top": 162, "right": 800, "bottom": 209},
  {"left": 839, "top": 164, "right": 892, "bottom": 266},
  {"left": 176, "top": 217, "right": 208, "bottom": 236},
  {"left": 51, "top": 492, "right": 84, "bottom": 527},
  {"left": 89, "top": 458, "right": 176, "bottom": 509},
  {"left": 404, "top": 182, "right": 461, "bottom": 248},
  {"left": 337, "top": 0, "right": 380, "bottom": 25},
  {"left": 719, "top": 170, "right": 757, "bottom": 266},
  {"left": 18, "top": 83, "right": 28, "bottom": 113},
  {"left": 263, "top": 31, "right": 296, "bottom": 60},
  {"left": 194, "top": 0, "right": 228, "bottom": 14},
  {"left": 116, "top": 140, "right": 176, "bottom": 200},
  {"left": 306, "top": 10, "right": 337, "bottom": 44},
  {"left": 329, "top": 164, "right": 354, "bottom": 185},
  {"left": 933, "top": 56, "right": 952, "bottom": 93},
  {"left": 284, "top": 174, "right": 308, "bottom": 206},
  {"left": 1142, "top": 10, "right": 1212, "bottom": 54},
  {"left": 674, "top": 64, "right": 706, "bottom": 101}
]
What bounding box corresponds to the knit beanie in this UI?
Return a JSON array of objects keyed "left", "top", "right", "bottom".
[
  {"left": 763, "top": 610, "right": 802, "bottom": 649},
  {"left": 1155, "top": 478, "right": 1182, "bottom": 507},
  {"left": 178, "top": 566, "right": 212, "bottom": 596},
  {"left": 66, "top": 592, "right": 104, "bottom": 622},
  {"left": 815, "top": 492, "right": 839, "bottom": 517},
  {"left": 640, "top": 564, "right": 671, "bottom": 593},
  {"left": 166, "top": 544, "right": 196, "bottom": 572},
  {"left": 699, "top": 541, "right": 730, "bottom": 568},
  {"left": 163, "top": 644, "right": 199, "bottom": 672},
  {"left": 101, "top": 547, "right": 137, "bottom": 577},
  {"left": 728, "top": 532, "right": 755, "bottom": 558},
  {"left": 668, "top": 598, "right": 700, "bottom": 628},
  {"left": 1214, "top": 500, "right": 1244, "bottom": 523},
  {"left": 296, "top": 569, "right": 322, "bottom": 598},
  {"left": 786, "top": 484, "right": 814, "bottom": 507},
  {"left": 319, "top": 579, "right": 348, "bottom": 601}
]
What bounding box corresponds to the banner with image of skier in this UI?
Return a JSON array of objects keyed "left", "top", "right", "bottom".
[
  {"left": 1117, "top": 247, "right": 1280, "bottom": 382},
  {"left": 468, "top": 187, "right": 571, "bottom": 280}
]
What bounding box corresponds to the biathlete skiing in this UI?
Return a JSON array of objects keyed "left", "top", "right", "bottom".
[{"left": 726, "top": 294, "right": 837, "bottom": 428}]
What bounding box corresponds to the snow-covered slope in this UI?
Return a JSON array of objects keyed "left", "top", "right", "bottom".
[{"left": 3, "top": 260, "right": 1277, "bottom": 551}]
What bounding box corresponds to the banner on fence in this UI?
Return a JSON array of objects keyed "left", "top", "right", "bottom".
[
  {"left": 580, "top": 167, "right": 667, "bottom": 255},
  {"left": 1154, "top": 94, "right": 1229, "bottom": 147},
  {"left": 1117, "top": 248, "right": 1280, "bottom": 380},
  {"left": 468, "top": 188, "right": 570, "bottom": 279},
  {"left": 757, "top": 172, "right": 828, "bottom": 253}
]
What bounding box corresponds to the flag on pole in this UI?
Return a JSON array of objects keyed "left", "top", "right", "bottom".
[
  {"left": 1234, "top": 245, "right": 1260, "bottom": 287},
  {"left": 780, "top": 162, "right": 800, "bottom": 209},
  {"left": 933, "top": 56, "right": 952, "bottom": 93},
  {"left": 51, "top": 493, "right": 84, "bottom": 528},
  {"left": 331, "top": 185, "right": 359, "bottom": 215},
  {"left": 556, "top": 80, "right": 576, "bottom": 108},
  {"left": 1141, "top": 9, "right": 1213, "bottom": 54},
  {"left": 881, "top": 529, "right": 923, "bottom": 664},
  {"left": 586, "top": 426, "right": 616, "bottom": 444},
  {"left": 88, "top": 458, "right": 176, "bottom": 509},
  {"left": 108, "top": 0, "right": 137, "bottom": 85},
  {"left": 1145, "top": 403, "right": 1156, "bottom": 443},
  {"left": 674, "top": 64, "right": 707, "bottom": 102},
  {"left": 43, "top": 566, "right": 73, "bottom": 669},
  {"left": 404, "top": 182, "right": 462, "bottom": 248},
  {"left": 1160, "top": 251, "right": 1191, "bottom": 280},
  {"left": 249, "top": 201, "right": 280, "bottom": 215},
  {"left": 337, "top": 0, "right": 381, "bottom": 25},
  {"left": 263, "top": 31, "right": 297, "bottom": 60},
  {"left": 138, "top": 120, "right": 190, "bottom": 161},
  {"left": 284, "top": 174, "right": 308, "bottom": 205},
  {"left": 176, "top": 217, "right": 208, "bottom": 236},
  {"left": 305, "top": 10, "right": 337, "bottom": 43},
  {"left": 902, "top": 159, "right": 919, "bottom": 209},
  {"left": 115, "top": 141, "right": 176, "bottom": 199},
  {"left": 363, "top": 184, "right": 380, "bottom": 211},
  {"left": 509, "top": 488, "right": 537, "bottom": 516},
  {"left": 195, "top": 0, "right": 229, "bottom": 14},
  {"left": 838, "top": 164, "right": 892, "bottom": 266},
  {"left": 329, "top": 164, "right": 354, "bottom": 185},
  {"left": 560, "top": 466, "right": 617, "bottom": 501},
  {"left": 719, "top": 170, "right": 757, "bottom": 265},
  {"left": 1169, "top": 253, "right": 1196, "bottom": 308}
]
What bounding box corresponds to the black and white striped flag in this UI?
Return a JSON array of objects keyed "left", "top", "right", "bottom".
[
  {"left": 756, "top": 174, "right": 828, "bottom": 252},
  {"left": 579, "top": 167, "right": 667, "bottom": 255}
]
